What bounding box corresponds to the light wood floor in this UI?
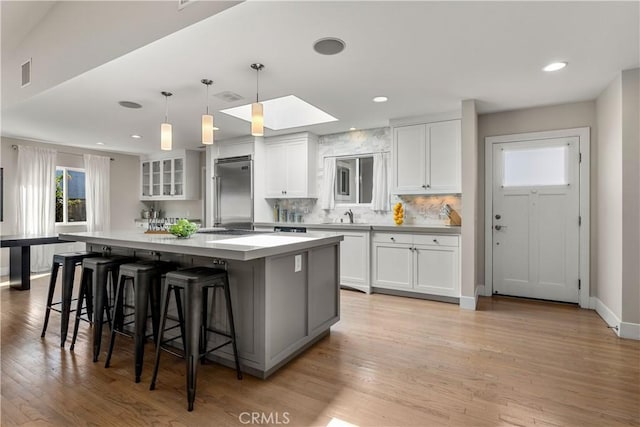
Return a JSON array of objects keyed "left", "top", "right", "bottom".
[{"left": 1, "top": 275, "right": 639, "bottom": 427}]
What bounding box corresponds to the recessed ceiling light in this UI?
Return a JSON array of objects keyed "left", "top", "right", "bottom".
[
  {"left": 118, "top": 101, "right": 142, "bottom": 109},
  {"left": 213, "top": 126, "right": 220, "bottom": 131},
  {"left": 96, "top": 142, "right": 104, "bottom": 145},
  {"left": 131, "top": 134, "right": 142, "bottom": 139},
  {"left": 349, "top": 127, "right": 356, "bottom": 131},
  {"left": 373, "top": 96, "right": 388, "bottom": 103},
  {"left": 543, "top": 62, "right": 567, "bottom": 72},
  {"left": 313, "top": 38, "right": 346, "bottom": 55}
]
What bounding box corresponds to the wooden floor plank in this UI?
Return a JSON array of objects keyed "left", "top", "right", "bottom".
[{"left": 1, "top": 275, "right": 639, "bottom": 426}]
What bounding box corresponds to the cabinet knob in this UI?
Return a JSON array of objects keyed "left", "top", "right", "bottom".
[
  {"left": 427, "top": 184, "right": 431, "bottom": 188},
  {"left": 390, "top": 237, "right": 395, "bottom": 241},
  {"left": 433, "top": 238, "right": 438, "bottom": 243},
  {"left": 422, "top": 184, "right": 426, "bottom": 189}
]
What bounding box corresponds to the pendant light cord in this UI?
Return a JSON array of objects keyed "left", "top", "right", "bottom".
[
  {"left": 164, "top": 94, "right": 169, "bottom": 122},
  {"left": 206, "top": 83, "right": 210, "bottom": 115},
  {"left": 255, "top": 68, "right": 260, "bottom": 103}
]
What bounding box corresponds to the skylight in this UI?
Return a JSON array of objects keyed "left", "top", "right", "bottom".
[{"left": 219, "top": 95, "right": 338, "bottom": 131}]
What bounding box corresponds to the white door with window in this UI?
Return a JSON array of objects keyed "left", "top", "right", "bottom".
[{"left": 491, "top": 137, "right": 580, "bottom": 303}]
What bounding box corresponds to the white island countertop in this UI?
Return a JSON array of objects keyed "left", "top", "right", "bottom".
[{"left": 59, "top": 230, "right": 343, "bottom": 261}]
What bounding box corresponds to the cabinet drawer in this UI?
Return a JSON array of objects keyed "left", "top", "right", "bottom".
[
  {"left": 413, "top": 234, "right": 459, "bottom": 247},
  {"left": 372, "top": 232, "right": 412, "bottom": 244}
]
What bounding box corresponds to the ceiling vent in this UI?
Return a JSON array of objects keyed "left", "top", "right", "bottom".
[
  {"left": 178, "top": 0, "right": 197, "bottom": 10},
  {"left": 21, "top": 59, "right": 31, "bottom": 87},
  {"left": 215, "top": 91, "right": 244, "bottom": 102}
]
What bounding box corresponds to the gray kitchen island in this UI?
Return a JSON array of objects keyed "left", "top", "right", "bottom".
[{"left": 59, "top": 230, "right": 343, "bottom": 379}]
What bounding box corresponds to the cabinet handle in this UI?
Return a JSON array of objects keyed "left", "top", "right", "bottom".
[
  {"left": 433, "top": 239, "right": 438, "bottom": 243},
  {"left": 390, "top": 237, "right": 395, "bottom": 241},
  {"left": 422, "top": 185, "right": 426, "bottom": 189},
  {"left": 426, "top": 184, "right": 431, "bottom": 188}
]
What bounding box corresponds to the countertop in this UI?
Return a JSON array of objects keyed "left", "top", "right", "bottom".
[
  {"left": 59, "top": 230, "right": 343, "bottom": 261},
  {"left": 254, "top": 222, "right": 462, "bottom": 235}
]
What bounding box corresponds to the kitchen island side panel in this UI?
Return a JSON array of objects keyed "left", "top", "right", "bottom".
[{"left": 265, "top": 244, "right": 340, "bottom": 372}]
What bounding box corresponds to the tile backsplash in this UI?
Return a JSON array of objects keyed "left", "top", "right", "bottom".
[{"left": 268, "top": 127, "right": 462, "bottom": 226}]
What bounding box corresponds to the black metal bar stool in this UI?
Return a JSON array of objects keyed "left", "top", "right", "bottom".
[
  {"left": 104, "top": 261, "right": 180, "bottom": 383},
  {"left": 150, "top": 266, "right": 242, "bottom": 412},
  {"left": 69, "top": 255, "right": 133, "bottom": 360},
  {"left": 41, "top": 251, "right": 99, "bottom": 347}
]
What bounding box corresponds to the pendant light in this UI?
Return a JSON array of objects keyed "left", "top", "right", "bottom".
[
  {"left": 250, "top": 63, "right": 265, "bottom": 137},
  {"left": 160, "top": 91, "right": 173, "bottom": 151},
  {"left": 201, "top": 79, "right": 214, "bottom": 145}
]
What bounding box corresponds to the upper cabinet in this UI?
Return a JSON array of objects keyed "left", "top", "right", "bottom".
[
  {"left": 140, "top": 150, "right": 200, "bottom": 200},
  {"left": 264, "top": 133, "right": 317, "bottom": 198},
  {"left": 392, "top": 119, "right": 461, "bottom": 194}
]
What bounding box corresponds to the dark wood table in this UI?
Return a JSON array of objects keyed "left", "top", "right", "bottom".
[{"left": 1, "top": 234, "right": 62, "bottom": 290}]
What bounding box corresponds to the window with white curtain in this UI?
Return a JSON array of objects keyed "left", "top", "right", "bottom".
[
  {"left": 55, "top": 167, "right": 86, "bottom": 223},
  {"left": 334, "top": 156, "right": 373, "bottom": 205}
]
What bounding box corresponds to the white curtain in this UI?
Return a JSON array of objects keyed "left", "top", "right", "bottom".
[
  {"left": 371, "top": 152, "right": 390, "bottom": 212},
  {"left": 17, "top": 145, "right": 57, "bottom": 272},
  {"left": 84, "top": 154, "right": 111, "bottom": 232},
  {"left": 319, "top": 157, "right": 336, "bottom": 210}
]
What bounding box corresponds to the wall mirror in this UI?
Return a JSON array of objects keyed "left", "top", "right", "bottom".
[{"left": 335, "top": 156, "right": 373, "bottom": 205}]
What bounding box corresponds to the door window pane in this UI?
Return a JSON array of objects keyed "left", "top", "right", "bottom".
[{"left": 503, "top": 146, "right": 567, "bottom": 187}]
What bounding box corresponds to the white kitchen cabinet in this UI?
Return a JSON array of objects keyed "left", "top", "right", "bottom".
[
  {"left": 140, "top": 150, "right": 200, "bottom": 200},
  {"left": 392, "top": 119, "right": 461, "bottom": 194},
  {"left": 372, "top": 232, "right": 460, "bottom": 298},
  {"left": 338, "top": 231, "right": 371, "bottom": 293},
  {"left": 372, "top": 241, "right": 413, "bottom": 290},
  {"left": 264, "top": 133, "right": 317, "bottom": 198}
]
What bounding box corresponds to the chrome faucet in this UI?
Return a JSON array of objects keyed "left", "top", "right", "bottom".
[{"left": 344, "top": 209, "right": 354, "bottom": 224}]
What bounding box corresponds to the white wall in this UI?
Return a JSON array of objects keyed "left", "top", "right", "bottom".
[
  {"left": 477, "top": 101, "right": 598, "bottom": 292},
  {"left": 594, "top": 68, "right": 640, "bottom": 334},
  {"left": 596, "top": 76, "right": 623, "bottom": 319},
  {"left": 1, "top": 136, "right": 144, "bottom": 273},
  {"left": 620, "top": 69, "right": 640, "bottom": 325},
  {"left": 460, "top": 100, "right": 478, "bottom": 307}
]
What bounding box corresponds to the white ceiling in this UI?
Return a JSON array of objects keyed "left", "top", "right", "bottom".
[{"left": 2, "top": 1, "right": 638, "bottom": 155}]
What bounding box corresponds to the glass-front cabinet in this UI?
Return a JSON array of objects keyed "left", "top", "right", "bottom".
[
  {"left": 141, "top": 162, "right": 151, "bottom": 197},
  {"left": 140, "top": 150, "right": 200, "bottom": 200},
  {"left": 173, "top": 158, "right": 184, "bottom": 197},
  {"left": 152, "top": 160, "right": 161, "bottom": 196}
]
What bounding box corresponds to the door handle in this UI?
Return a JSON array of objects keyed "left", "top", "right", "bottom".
[{"left": 494, "top": 225, "right": 507, "bottom": 230}]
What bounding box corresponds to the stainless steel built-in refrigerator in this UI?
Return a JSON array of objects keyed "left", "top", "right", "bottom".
[{"left": 213, "top": 156, "right": 253, "bottom": 229}]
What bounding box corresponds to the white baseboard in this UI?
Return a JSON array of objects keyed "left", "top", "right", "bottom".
[
  {"left": 591, "top": 297, "right": 640, "bottom": 340},
  {"left": 593, "top": 297, "right": 620, "bottom": 331},
  {"left": 619, "top": 322, "right": 640, "bottom": 340},
  {"left": 459, "top": 285, "right": 484, "bottom": 310},
  {"left": 459, "top": 296, "right": 475, "bottom": 310}
]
